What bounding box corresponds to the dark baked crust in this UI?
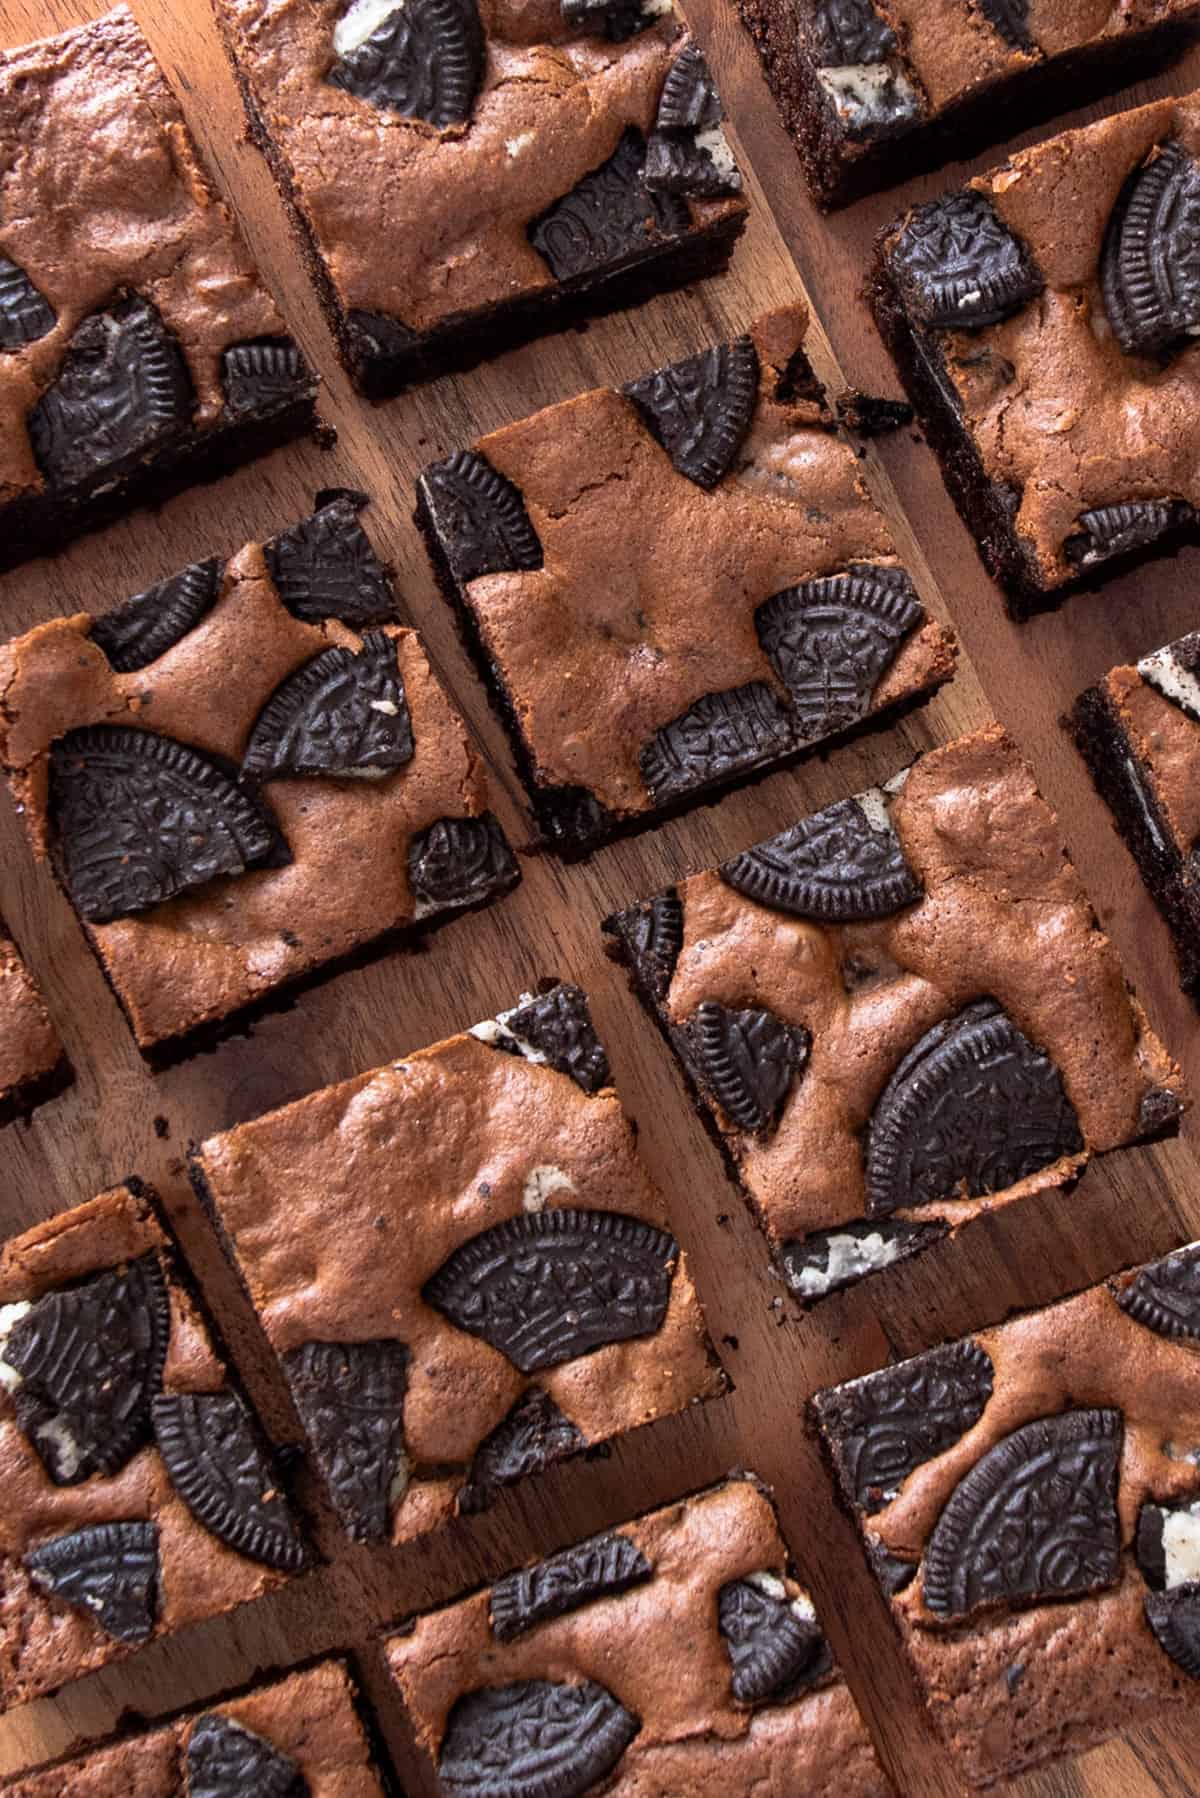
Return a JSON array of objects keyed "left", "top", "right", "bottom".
[{"left": 0, "top": 927, "right": 70, "bottom": 1128}]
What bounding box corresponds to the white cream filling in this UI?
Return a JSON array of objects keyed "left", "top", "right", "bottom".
[
  {"left": 1138, "top": 642, "right": 1200, "bottom": 719},
  {"left": 333, "top": 0, "right": 403, "bottom": 54},
  {"left": 1163, "top": 1503, "right": 1200, "bottom": 1589},
  {"left": 0, "top": 1301, "right": 32, "bottom": 1393},
  {"left": 853, "top": 783, "right": 892, "bottom": 834},
  {"left": 505, "top": 132, "right": 534, "bottom": 159},
  {"left": 35, "top": 1414, "right": 84, "bottom": 1481},
  {"left": 695, "top": 126, "right": 738, "bottom": 185},
  {"left": 522, "top": 1165, "right": 577, "bottom": 1212},
  {"left": 816, "top": 63, "right": 919, "bottom": 130},
  {"left": 746, "top": 1569, "right": 816, "bottom": 1623},
  {"left": 369, "top": 698, "right": 400, "bottom": 715},
  {"left": 470, "top": 995, "right": 548, "bottom": 1064},
  {"left": 788, "top": 1230, "right": 909, "bottom": 1299}
]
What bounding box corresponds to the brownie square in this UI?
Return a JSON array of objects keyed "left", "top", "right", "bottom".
[
  {"left": 386, "top": 1474, "right": 891, "bottom": 1796},
  {"left": 872, "top": 88, "right": 1200, "bottom": 615},
  {"left": 605, "top": 724, "right": 1183, "bottom": 1305},
  {"left": 417, "top": 304, "right": 957, "bottom": 855},
  {"left": 0, "top": 925, "right": 69, "bottom": 1127},
  {"left": 813, "top": 1238, "right": 1200, "bottom": 1786},
  {"left": 0, "top": 492, "right": 519, "bottom": 1059},
  {"left": 737, "top": 0, "right": 1200, "bottom": 209},
  {"left": 189, "top": 982, "right": 725, "bottom": 1545},
  {"left": 0, "top": 1184, "right": 307, "bottom": 1710},
  {"left": 0, "top": 6, "right": 317, "bottom": 572},
  {"left": 215, "top": 1, "right": 747, "bottom": 395}
]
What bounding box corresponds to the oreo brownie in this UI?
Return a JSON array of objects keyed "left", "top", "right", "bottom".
[
  {"left": 0, "top": 6, "right": 317, "bottom": 571},
  {"left": 0, "top": 1658, "right": 387, "bottom": 1794},
  {"left": 0, "top": 492, "right": 518, "bottom": 1059},
  {"left": 189, "top": 983, "right": 724, "bottom": 1544},
  {"left": 215, "top": 1, "right": 747, "bottom": 394},
  {"left": 417, "top": 304, "right": 957, "bottom": 854},
  {"left": 872, "top": 87, "right": 1200, "bottom": 615},
  {"left": 386, "top": 1476, "right": 891, "bottom": 1796},
  {"left": 605, "top": 724, "right": 1183, "bottom": 1305},
  {"left": 0, "top": 1184, "right": 306, "bottom": 1710},
  {"left": 1074, "top": 628, "right": 1200, "bottom": 1004},
  {"left": 738, "top": 0, "right": 1200, "bottom": 210},
  {"left": 814, "top": 1238, "right": 1200, "bottom": 1787},
  {"left": 0, "top": 926, "right": 68, "bottom": 1127}
]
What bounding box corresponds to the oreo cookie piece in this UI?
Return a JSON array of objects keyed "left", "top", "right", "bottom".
[
  {"left": 720, "top": 795, "right": 921, "bottom": 922},
  {"left": 346, "top": 309, "right": 416, "bottom": 365},
  {"left": 50, "top": 726, "right": 282, "bottom": 924},
  {"left": 1134, "top": 1499, "right": 1193, "bottom": 1590},
  {"left": 152, "top": 1389, "right": 307, "bottom": 1572},
  {"left": 423, "top": 1209, "right": 677, "bottom": 1373},
  {"left": 29, "top": 296, "right": 192, "bottom": 492},
  {"left": 498, "top": 984, "right": 611, "bottom": 1093},
  {"left": 923, "top": 1408, "right": 1122, "bottom": 1619},
  {"left": 530, "top": 130, "right": 689, "bottom": 281},
  {"left": 242, "top": 633, "right": 414, "bottom": 781},
  {"left": 815, "top": 1340, "right": 994, "bottom": 1514},
  {"left": 439, "top": 1680, "right": 639, "bottom": 1796},
  {"left": 186, "top": 1712, "right": 308, "bottom": 1798},
  {"left": 617, "top": 894, "right": 684, "bottom": 999},
  {"left": 282, "top": 1338, "right": 410, "bottom": 1544},
  {"left": 0, "top": 253, "right": 55, "bottom": 350},
  {"left": 1116, "top": 1243, "right": 1200, "bottom": 1342},
  {"left": 458, "top": 1387, "right": 585, "bottom": 1513},
  {"left": 1102, "top": 141, "right": 1200, "bottom": 359},
  {"left": 561, "top": 0, "right": 653, "bottom": 40},
  {"left": 491, "top": 1530, "right": 652, "bottom": 1642},
  {"left": 418, "top": 449, "right": 543, "bottom": 583},
  {"left": 1064, "top": 499, "right": 1196, "bottom": 568},
  {"left": 809, "top": 0, "right": 896, "bottom": 65},
  {"left": 867, "top": 1534, "right": 918, "bottom": 1596},
  {"left": 781, "top": 1217, "right": 946, "bottom": 1302},
  {"left": 408, "top": 814, "right": 518, "bottom": 911},
  {"left": 755, "top": 564, "right": 923, "bottom": 739},
  {"left": 1, "top": 1253, "right": 170, "bottom": 1485},
  {"left": 265, "top": 496, "right": 396, "bottom": 626},
  {"left": 864, "top": 999, "right": 1083, "bottom": 1218},
  {"left": 90, "top": 558, "right": 223, "bottom": 673},
  {"left": 624, "top": 335, "right": 758, "bottom": 488},
  {"left": 25, "top": 1521, "right": 158, "bottom": 1643},
  {"left": 220, "top": 338, "right": 313, "bottom": 419},
  {"left": 977, "top": 0, "right": 1033, "bottom": 50},
  {"left": 718, "top": 1574, "right": 829, "bottom": 1705},
  {"left": 640, "top": 683, "right": 794, "bottom": 806},
  {"left": 889, "top": 191, "right": 1043, "bottom": 330},
  {"left": 1145, "top": 1583, "right": 1200, "bottom": 1679},
  {"left": 689, "top": 1000, "right": 809, "bottom": 1134},
  {"left": 327, "top": 0, "right": 485, "bottom": 128},
  {"left": 645, "top": 45, "right": 741, "bottom": 200}
]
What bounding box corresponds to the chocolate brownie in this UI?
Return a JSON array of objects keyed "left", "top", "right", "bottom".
[
  {"left": 738, "top": 0, "right": 1200, "bottom": 210},
  {"left": 0, "top": 6, "right": 317, "bottom": 572},
  {"left": 386, "top": 1475, "right": 891, "bottom": 1796},
  {"left": 0, "top": 1658, "right": 387, "bottom": 1794},
  {"left": 0, "top": 492, "right": 518, "bottom": 1060},
  {"left": 605, "top": 724, "right": 1183, "bottom": 1304},
  {"left": 813, "top": 1237, "right": 1200, "bottom": 1786},
  {"left": 189, "top": 982, "right": 725, "bottom": 1544},
  {"left": 0, "top": 1184, "right": 306, "bottom": 1710},
  {"left": 417, "top": 304, "right": 957, "bottom": 855},
  {"left": 0, "top": 925, "right": 68, "bottom": 1127},
  {"left": 214, "top": 0, "right": 747, "bottom": 395},
  {"left": 871, "top": 87, "right": 1200, "bottom": 615}
]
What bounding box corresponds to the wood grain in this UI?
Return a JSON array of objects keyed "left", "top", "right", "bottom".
[{"left": 0, "top": 2, "right": 1198, "bottom": 1793}]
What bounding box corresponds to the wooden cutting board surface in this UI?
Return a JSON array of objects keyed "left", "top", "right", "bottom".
[{"left": 2, "top": 2, "right": 1200, "bottom": 1793}]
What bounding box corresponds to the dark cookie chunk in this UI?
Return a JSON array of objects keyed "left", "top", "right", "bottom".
[
  {"left": 423, "top": 1209, "right": 677, "bottom": 1374},
  {"left": 718, "top": 1575, "right": 829, "bottom": 1706},
  {"left": 90, "top": 558, "right": 223, "bottom": 673},
  {"left": 1145, "top": 1583, "right": 1200, "bottom": 1679},
  {"left": 1102, "top": 141, "right": 1200, "bottom": 359},
  {"left": 282, "top": 1338, "right": 410, "bottom": 1544},
  {"left": 408, "top": 814, "right": 518, "bottom": 911},
  {"left": 187, "top": 1713, "right": 308, "bottom": 1798},
  {"left": 221, "top": 338, "right": 313, "bottom": 419},
  {"left": 561, "top": 0, "right": 652, "bottom": 40},
  {"left": 656, "top": 40, "right": 720, "bottom": 132},
  {"left": 499, "top": 984, "right": 611, "bottom": 1093},
  {"left": 864, "top": 999, "right": 1083, "bottom": 1218},
  {"left": 418, "top": 448, "right": 543, "bottom": 583},
  {"left": 530, "top": 130, "right": 689, "bottom": 281},
  {"left": 1115, "top": 1243, "right": 1200, "bottom": 1342},
  {"left": 923, "top": 1408, "right": 1123, "bottom": 1620},
  {"left": 242, "top": 633, "right": 414, "bottom": 781},
  {"left": 977, "top": 0, "right": 1033, "bottom": 49},
  {"left": 689, "top": 1001, "right": 810, "bottom": 1134},
  {"left": 1064, "top": 499, "right": 1196, "bottom": 567},
  {"left": 0, "top": 254, "right": 55, "bottom": 350},
  {"left": 618, "top": 894, "right": 684, "bottom": 999},
  {"left": 815, "top": 1340, "right": 994, "bottom": 1514},
  {"left": 781, "top": 1217, "right": 946, "bottom": 1302},
  {"left": 50, "top": 726, "right": 281, "bottom": 924},
  {"left": 152, "top": 1390, "right": 307, "bottom": 1572},
  {"left": 25, "top": 1521, "right": 158, "bottom": 1644},
  {"left": 1134, "top": 1500, "right": 1183, "bottom": 1590},
  {"left": 491, "top": 1530, "right": 652, "bottom": 1642},
  {"left": 458, "top": 1388, "right": 585, "bottom": 1513},
  {"left": 347, "top": 309, "right": 416, "bottom": 364},
  {"left": 645, "top": 46, "right": 740, "bottom": 200},
  {"left": 890, "top": 192, "right": 1043, "bottom": 330},
  {"left": 265, "top": 496, "right": 396, "bottom": 626},
  {"left": 2, "top": 1253, "right": 170, "bottom": 1485},
  {"left": 720, "top": 795, "right": 921, "bottom": 923},
  {"left": 439, "top": 1679, "right": 639, "bottom": 1797},
  {"left": 29, "top": 296, "right": 192, "bottom": 492},
  {"left": 327, "top": 0, "right": 485, "bottom": 128},
  {"left": 834, "top": 392, "right": 914, "bottom": 435},
  {"left": 640, "top": 683, "right": 794, "bottom": 806},
  {"left": 756, "top": 564, "right": 923, "bottom": 739},
  {"left": 624, "top": 335, "right": 758, "bottom": 489},
  {"left": 867, "top": 1534, "right": 918, "bottom": 1596},
  {"left": 809, "top": 0, "right": 896, "bottom": 65}
]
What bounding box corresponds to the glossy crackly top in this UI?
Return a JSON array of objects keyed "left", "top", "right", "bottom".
[{"left": 0, "top": 932, "right": 61, "bottom": 1103}]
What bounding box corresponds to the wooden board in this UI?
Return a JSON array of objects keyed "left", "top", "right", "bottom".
[{"left": 0, "top": 2, "right": 1199, "bottom": 1793}]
